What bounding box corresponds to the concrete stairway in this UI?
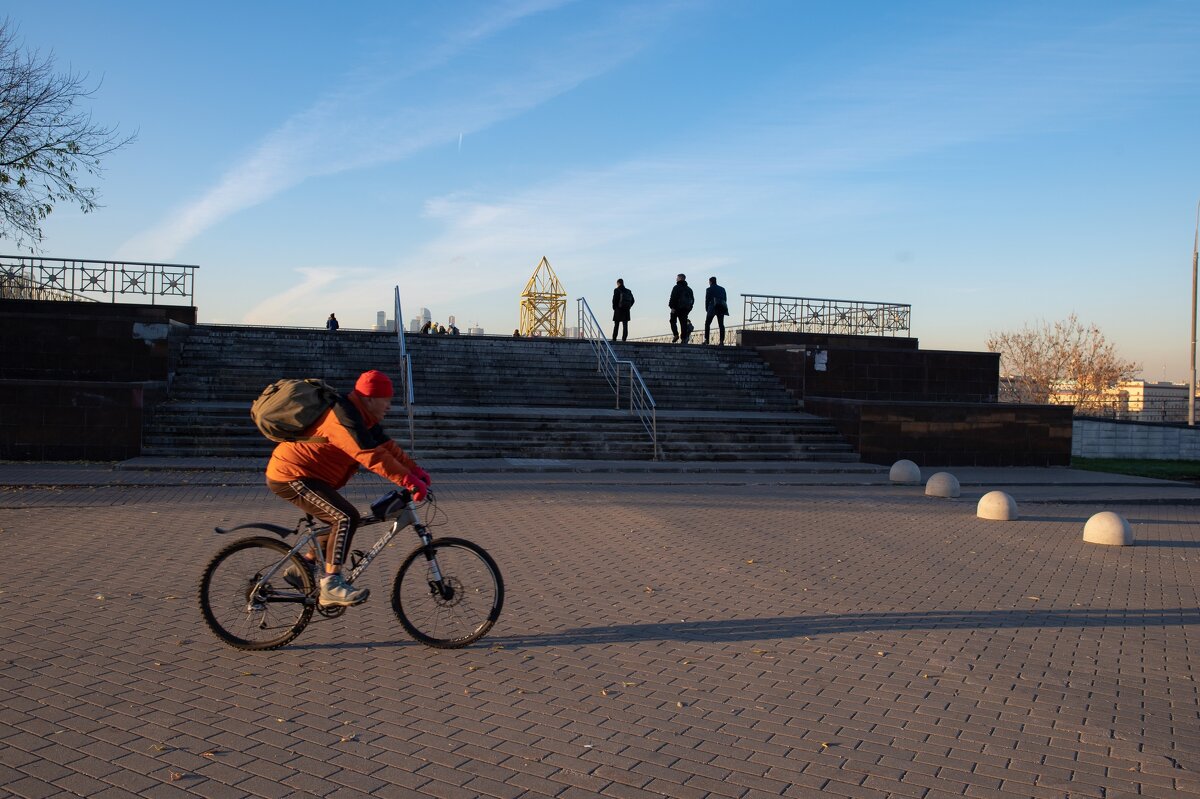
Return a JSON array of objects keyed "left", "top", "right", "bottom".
[{"left": 142, "top": 325, "right": 858, "bottom": 462}]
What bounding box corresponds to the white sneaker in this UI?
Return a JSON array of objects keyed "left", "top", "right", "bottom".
[{"left": 319, "top": 573, "right": 370, "bottom": 606}]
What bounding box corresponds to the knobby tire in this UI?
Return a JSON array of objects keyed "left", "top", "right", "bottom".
[
  {"left": 198, "top": 537, "right": 315, "bottom": 651},
  {"left": 391, "top": 537, "right": 504, "bottom": 648}
]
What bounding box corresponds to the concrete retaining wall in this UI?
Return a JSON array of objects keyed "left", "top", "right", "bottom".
[{"left": 1073, "top": 417, "right": 1200, "bottom": 459}]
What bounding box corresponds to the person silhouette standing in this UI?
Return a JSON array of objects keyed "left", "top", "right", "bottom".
[
  {"left": 668, "top": 274, "right": 694, "bottom": 344},
  {"left": 611, "top": 278, "right": 635, "bottom": 342},
  {"left": 326, "top": 313, "right": 339, "bottom": 332},
  {"left": 704, "top": 277, "right": 728, "bottom": 345}
]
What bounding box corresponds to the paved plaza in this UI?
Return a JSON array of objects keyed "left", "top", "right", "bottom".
[{"left": 0, "top": 461, "right": 1198, "bottom": 798}]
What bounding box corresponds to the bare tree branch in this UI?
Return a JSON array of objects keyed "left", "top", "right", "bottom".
[
  {"left": 987, "top": 313, "right": 1140, "bottom": 412},
  {"left": 0, "top": 19, "right": 135, "bottom": 249}
]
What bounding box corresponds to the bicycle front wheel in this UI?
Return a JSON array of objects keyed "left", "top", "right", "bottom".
[
  {"left": 199, "top": 536, "right": 315, "bottom": 651},
  {"left": 391, "top": 538, "right": 504, "bottom": 648}
]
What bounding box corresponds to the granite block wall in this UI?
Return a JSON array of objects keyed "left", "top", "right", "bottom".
[
  {"left": 0, "top": 300, "right": 194, "bottom": 460},
  {"left": 807, "top": 397, "right": 1074, "bottom": 466},
  {"left": 0, "top": 379, "right": 146, "bottom": 460},
  {"left": 737, "top": 330, "right": 919, "bottom": 351},
  {"left": 753, "top": 343, "right": 999, "bottom": 403}
]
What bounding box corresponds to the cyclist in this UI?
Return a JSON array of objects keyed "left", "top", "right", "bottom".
[{"left": 265, "top": 369, "right": 430, "bottom": 606}]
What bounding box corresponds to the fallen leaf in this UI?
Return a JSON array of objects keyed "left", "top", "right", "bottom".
[{"left": 170, "top": 772, "right": 184, "bottom": 781}]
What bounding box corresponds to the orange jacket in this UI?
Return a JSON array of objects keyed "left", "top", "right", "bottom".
[{"left": 265, "top": 391, "right": 417, "bottom": 489}]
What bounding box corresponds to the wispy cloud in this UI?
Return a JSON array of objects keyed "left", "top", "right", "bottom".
[
  {"left": 118, "top": 0, "right": 677, "bottom": 261},
  {"left": 241, "top": 2, "right": 1200, "bottom": 332}
]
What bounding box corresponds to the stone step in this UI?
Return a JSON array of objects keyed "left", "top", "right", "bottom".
[{"left": 142, "top": 324, "right": 851, "bottom": 462}]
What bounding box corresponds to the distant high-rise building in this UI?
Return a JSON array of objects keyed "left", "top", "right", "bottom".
[{"left": 409, "top": 307, "right": 432, "bottom": 332}]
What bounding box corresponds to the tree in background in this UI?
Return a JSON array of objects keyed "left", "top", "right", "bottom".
[
  {"left": 986, "top": 314, "right": 1140, "bottom": 412},
  {"left": 0, "top": 20, "right": 133, "bottom": 249}
]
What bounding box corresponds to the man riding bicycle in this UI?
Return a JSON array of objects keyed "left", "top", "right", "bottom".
[{"left": 265, "top": 369, "right": 430, "bottom": 607}]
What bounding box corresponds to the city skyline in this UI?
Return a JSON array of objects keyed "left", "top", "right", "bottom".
[{"left": 4, "top": 1, "right": 1200, "bottom": 380}]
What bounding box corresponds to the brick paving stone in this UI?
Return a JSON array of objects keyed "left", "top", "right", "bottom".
[
  {"left": 1, "top": 473, "right": 1198, "bottom": 798},
  {"left": 91, "top": 788, "right": 146, "bottom": 799}
]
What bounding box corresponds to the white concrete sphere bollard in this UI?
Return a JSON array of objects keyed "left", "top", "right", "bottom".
[
  {"left": 976, "top": 490, "right": 1018, "bottom": 521},
  {"left": 889, "top": 459, "right": 921, "bottom": 484},
  {"left": 1083, "top": 512, "right": 1134, "bottom": 546},
  {"left": 925, "top": 472, "right": 960, "bottom": 498}
]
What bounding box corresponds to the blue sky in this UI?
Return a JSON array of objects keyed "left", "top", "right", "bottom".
[{"left": 6, "top": 1, "right": 1200, "bottom": 380}]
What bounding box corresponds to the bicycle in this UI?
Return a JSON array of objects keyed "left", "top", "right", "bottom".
[{"left": 198, "top": 489, "right": 504, "bottom": 651}]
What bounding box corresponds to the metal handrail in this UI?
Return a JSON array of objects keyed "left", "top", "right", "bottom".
[
  {"left": 0, "top": 255, "right": 198, "bottom": 306},
  {"left": 741, "top": 293, "right": 910, "bottom": 337},
  {"left": 393, "top": 286, "right": 416, "bottom": 452},
  {"left": 577, "top": 297, "right": 659, "bottom": 459}
]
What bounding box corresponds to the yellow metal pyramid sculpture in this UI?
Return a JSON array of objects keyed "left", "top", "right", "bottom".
[{"left": 519, "top": 256, "right": 567, "bottom": 337}]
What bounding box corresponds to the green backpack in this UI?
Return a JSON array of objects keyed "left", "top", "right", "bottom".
[{"left": 250, "top": 378, "right": 339, "bottom": 443}]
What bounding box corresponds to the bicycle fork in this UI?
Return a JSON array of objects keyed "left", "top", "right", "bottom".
[
  {"left": 342, "top": 504, "right": 447, "bottom": 597},
  {"left": 383, "top": 504, "right": 452, "bottom": 601}
]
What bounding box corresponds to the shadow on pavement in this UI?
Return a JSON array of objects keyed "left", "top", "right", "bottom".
[
  {"left": 295, "top": 607, "right": 1200, "bottom": 651},
  {"left": 1136, "top": 539, "right": 1200, "bottom": 547}
]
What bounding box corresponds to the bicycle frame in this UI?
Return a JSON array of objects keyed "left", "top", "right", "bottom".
[
  {"left": 227, "top": 499, "right": 439, "bottom": 608},
  {"left": 342, "top": 503, "right": 439, "bottom": 585}
]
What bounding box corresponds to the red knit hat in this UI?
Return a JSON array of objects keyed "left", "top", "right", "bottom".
[{"left": 355, "top": 370, "right": 394, "bottom": 398}]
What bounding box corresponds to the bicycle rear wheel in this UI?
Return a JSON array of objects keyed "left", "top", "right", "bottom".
[
  {"left": 391, "top": 538, "right": 504, "bottom": 648},
  {"left": 199, "top": 536, "right": 315, "bottom": 650}
]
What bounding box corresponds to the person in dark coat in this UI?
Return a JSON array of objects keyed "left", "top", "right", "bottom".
[
  {"left": 704, "top": 276, "right": 728, "bottom": 345},
  {"left": 611, "top": 278, "right": 635, "bottom": 342},
  {"left": 326, "top": 313, "right": 339, "bottom": 332},
  {"left": 668, "top": 274, "right": 694, "bottom": 344}
]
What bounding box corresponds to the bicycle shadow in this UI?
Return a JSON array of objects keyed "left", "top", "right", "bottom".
[{"left": 295, "top": 606, "right": 1200, "bottom": 651}]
